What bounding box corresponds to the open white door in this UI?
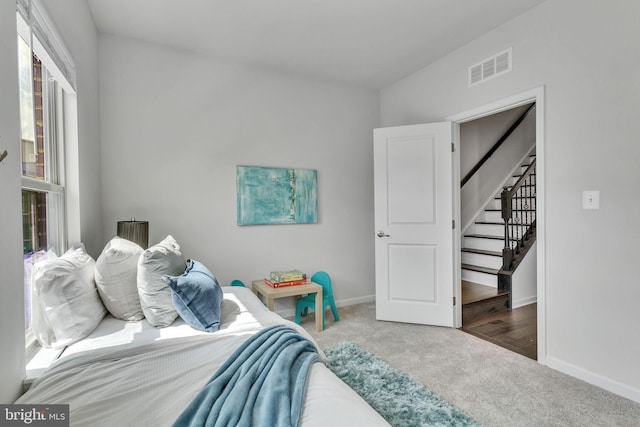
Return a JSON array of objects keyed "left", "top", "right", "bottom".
[{"left": 374, "top": 122, "right": 453, "bottom": 327}]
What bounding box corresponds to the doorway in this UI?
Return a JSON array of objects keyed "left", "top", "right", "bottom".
[{"left": 448, "top": 87, "right": 545, "bottom": 363}]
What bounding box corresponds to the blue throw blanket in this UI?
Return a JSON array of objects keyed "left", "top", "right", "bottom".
[{"left": 173, "top": 325, "right": 320, "bottom": 427}]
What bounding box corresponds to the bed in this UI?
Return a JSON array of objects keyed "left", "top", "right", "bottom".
[{"left": 16, "top": 285, "right": 389, "bottom": 426}]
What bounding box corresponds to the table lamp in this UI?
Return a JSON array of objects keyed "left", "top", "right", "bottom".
[{"left": 117, "top": 218, "right": 149, "bottom": 249}]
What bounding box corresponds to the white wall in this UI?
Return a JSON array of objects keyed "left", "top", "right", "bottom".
[
  {"left": 512, "top": 241, "right": 537, "bottom": 308},
  {"left": 0, "top": 0, "right": 101, "bottom": 401},
  {"left": 460, "top": 104, "right": 531, "bottom": 178},
  {"left": 98, "top": 35, "right": 379, "bottom": 311},
  {"left": 381, "top": 0, "right": 640, "bottom": 401},
  {"left": 0, "top": 1, "right": 27, "bottom": 404}
]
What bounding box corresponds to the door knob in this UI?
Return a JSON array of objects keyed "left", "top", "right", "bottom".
[{"left": 376, "top": 230, "right": 390, "bottom": 238}]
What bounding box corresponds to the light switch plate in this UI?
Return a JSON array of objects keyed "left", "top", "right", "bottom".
[{"left": 582, "top": 190, "right": 600, "bottom": 210}]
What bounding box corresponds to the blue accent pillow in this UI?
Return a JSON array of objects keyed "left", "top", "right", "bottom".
[{"left": 162, "top": 259, "right": 223, "bottom": 332}]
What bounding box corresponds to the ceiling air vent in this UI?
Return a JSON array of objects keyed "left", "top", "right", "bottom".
[{"left": 469, "top": 48, "right": 512, "bottom": 87}]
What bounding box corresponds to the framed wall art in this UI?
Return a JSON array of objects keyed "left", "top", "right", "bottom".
[{"left": 236, "top": 166, "right": 318, "bottom": 225}]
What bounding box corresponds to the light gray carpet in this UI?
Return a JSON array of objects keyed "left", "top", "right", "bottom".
[{"left": 297, "top": 303, "right": 640, "bottom": 427}]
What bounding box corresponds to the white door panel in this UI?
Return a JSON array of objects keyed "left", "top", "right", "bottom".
[
  {"left": 387, "top": 136, "right": 435, "bottom": 223},
  {"left": 374, "top": 122, "right": 453, "bottom": 327}
]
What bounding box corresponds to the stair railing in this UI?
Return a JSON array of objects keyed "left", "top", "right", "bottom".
[{"left": 500, "top": 158, "right": 536, "bottom": 270}]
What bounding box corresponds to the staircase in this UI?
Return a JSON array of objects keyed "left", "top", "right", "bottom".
[
  {"left": 461, "top": 152, "right": 536, "bottom": 288},
  {"left": 460, "top": 104, "right": 537, "bottom": 352}
]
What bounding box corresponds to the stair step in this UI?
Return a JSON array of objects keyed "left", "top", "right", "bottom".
[
  {"left": 461, "top": 247, "right": 501, "bottom": 257},
  {"left": 482, "top": 210, "right": 503, "bottom": 222},
  {"left": 476, "top": 221, "right": 533, "bottom": 228},
  {"left": 506, "top": 184, "right": 535, "bottom": 190},
  {"left": 463, "top": 234, "right": 505, "bottom": 253},
  {"left": 464, "top": 233, "right": 516, "bottom": 241},
  {"left": 462, "top": 281, "right": 510, "bottom": 325},
  {"left": 461, "top": 263, "right": 499, "bottom": 275},
  {"left": 462, "top": 281, "right": 508, "bottom": 304},
  {"left": 461, "top": 247, "right": 502, "bottom": 270},
  {"left": 494, "top": 196, "right": 535, "bottom": 200}
]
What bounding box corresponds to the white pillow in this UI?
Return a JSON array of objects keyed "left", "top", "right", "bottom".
[
  {"left": 137, "top": 235, "right": 186, "bottom": 327},
  {"left": 31, "top": 244, "right": 107, "bottom": 348},
  {"left": 95, "top": 237, "right": 145, "bottom": 321}
]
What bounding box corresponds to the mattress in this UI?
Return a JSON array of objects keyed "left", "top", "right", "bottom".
[{"left": 16, "top": 286, "right": 389, "bottom": 426}]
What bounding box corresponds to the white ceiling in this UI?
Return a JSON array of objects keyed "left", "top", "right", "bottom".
[{"left": 86, "top": 0, "right": 546, "bottom": 89}]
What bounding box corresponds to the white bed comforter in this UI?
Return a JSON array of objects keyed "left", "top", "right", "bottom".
[{"left": 17, "top": 287, "right": 389, "bottom": 427}]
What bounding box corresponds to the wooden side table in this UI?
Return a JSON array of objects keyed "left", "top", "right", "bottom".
[{"left": 251, "top": 279, "right": 324, "bottom": 332}]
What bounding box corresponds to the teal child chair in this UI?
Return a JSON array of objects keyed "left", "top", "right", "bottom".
[
  {"left": 230, "top": 279, "right": 246, "bottom": 287},
  {"left": 294, "top": 271, "right": 339, "bottom": 330}
]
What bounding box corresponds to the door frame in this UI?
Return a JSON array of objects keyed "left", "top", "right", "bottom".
[{"left": 446, "top": 86, "right": 546, "bottom": 364}]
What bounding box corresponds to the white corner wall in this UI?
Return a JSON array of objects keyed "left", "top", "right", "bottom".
[
  {"left": 0, "top": 2, "right": 27, "bottom": 403},
  {"left": 98, "top": 35, "right": 379, "bottom": 310},
  {"left": 381, "top": 0, "right": 640, "bottom": 402}
]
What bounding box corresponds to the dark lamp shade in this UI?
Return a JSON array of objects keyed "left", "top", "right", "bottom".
[{"left": 117, "top": 220, "right": 149, "bottom": 249}]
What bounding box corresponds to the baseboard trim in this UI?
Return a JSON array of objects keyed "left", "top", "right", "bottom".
[
  {"left": 335, "top": 294, "right": 376, "bottom": 307},
  {"left": 512, "top": 296, "right": 537, "bottom": 308},
  {"left": 546, "top": 356, "right": 640, "bottom": 404}
]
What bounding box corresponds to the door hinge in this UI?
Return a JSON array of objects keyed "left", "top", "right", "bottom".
[
  {"left": 452, "top": 219, "right": 455, "bottom": 229},
  {"left": 451, "top": 142, "right": 455, "bottom": 152},
  {"left": 453, "top": 296, "right": 456, "bottom": 306}
]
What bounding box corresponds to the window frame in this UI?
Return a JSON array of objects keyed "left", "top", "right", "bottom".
[{"left": 17, "top": 10, "right": 70, "bottom": 356}]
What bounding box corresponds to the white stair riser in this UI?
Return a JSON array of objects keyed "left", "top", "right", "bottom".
[
  {"left": 461, "top": 252, "right": 502, "bottom": 269},
  {"left": 482, "top": 210, "right": 503, "bottom": 222},
  {"left": 481, "top": 211, "right": 536, "bottom": 224},
  {"left": 474, "top": 223, "right": 503, "bottom": 236},
  {"left": 461, "top": 269, "right": 497, "bottom": 287},
  {"left": 464, "top": 236, "right": 504, "bottom": 252},
  {"left": 475, "top": 223, "right": 532, "bottom": 238},
  {"left": 488, "top": 198, "right": 501, "bottom": 210}
]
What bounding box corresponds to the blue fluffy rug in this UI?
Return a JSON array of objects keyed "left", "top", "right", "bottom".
[{"left": 325, "top": 342, "right": 484, "bottom": 427}]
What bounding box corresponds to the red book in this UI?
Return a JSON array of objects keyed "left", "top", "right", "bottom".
[{"left": 264, "top": 278, "right": 309, "bottom": 288}]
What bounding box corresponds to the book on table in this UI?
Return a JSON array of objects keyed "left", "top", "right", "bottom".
[
  {"left": 263, "top": 278, "right": 310, "bottom": 288},
  {"left": 269, "top": 270, "right": 306, "bottom": 283},
  {"left": 264, "top": 270, "right": 310, "bottom": 288}
]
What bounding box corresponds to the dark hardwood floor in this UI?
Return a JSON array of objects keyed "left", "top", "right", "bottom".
[{"left": 461, "top": 281, "right": 537, "bottom": 360}]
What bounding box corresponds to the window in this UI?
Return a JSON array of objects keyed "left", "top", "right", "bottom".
[{"left": 16, "top": 3, "right": 74, "bottom": 350}]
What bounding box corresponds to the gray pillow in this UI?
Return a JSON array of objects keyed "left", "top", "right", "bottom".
[
  {"left": 137, "top": 235, "right": 186, "bottom": 327},
  {"left": 95, "top": 237, "right": 144, "bottom": 321}
]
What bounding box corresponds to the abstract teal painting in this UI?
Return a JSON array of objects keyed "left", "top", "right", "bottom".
[{"left": 236, "top": 166, "right": 318, "bottom": 225}]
